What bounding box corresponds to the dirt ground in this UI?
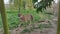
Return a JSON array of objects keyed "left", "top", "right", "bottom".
[
  {"left": 0, "top": 12, "right": 58, "bottom": 34},
  {"left": 0, "top": 3, "right": 58, "bottom": 34}
]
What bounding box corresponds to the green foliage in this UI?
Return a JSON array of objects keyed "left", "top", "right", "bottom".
[
  {"left": 0, "top": 10, "right": 40, "bottom": 29},
  {"left": 21, "top": 28, "right": 33, "bottom": 33},
  {"left": 7, "top": 12, "right": 19, "bottom": 29},
  {"left": 34, "top": 0, "right": 54, "bottom": 13},
  {"left": 0, "top": 14, "right": 3, "bottom": 28},
  {"left": 38, "top": 24, "right": 52, "bottom": 29},
  {"left": 33, "top": 0, "right": 37, "bottom": 3},
  {"left": 0, "top": 9, "right": 52, "bottom": 29},
  {"left": 20, "top": 22, "right": 30, "bottom": 27}
]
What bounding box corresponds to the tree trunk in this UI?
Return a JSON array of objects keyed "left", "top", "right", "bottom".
[
  {"left": 9, "top": 0, "right": 15, "bottom": 10},
  {"left": 26, "top": 0, "right": 33, "bottom": 9},
  {"left": 0, "top": 0, "right": 9, "bottom": 34},
  {"left": 14, "top": 0, "right": 23, "bottom": 10},
  {"left": 57, "top": 0, "right": 60, "bottom": 34},
  {"left": 19, "top": 0, "right": 23, "bottom": 9}
]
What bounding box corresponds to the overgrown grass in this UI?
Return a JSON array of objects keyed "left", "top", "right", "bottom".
[
  {"left": 0, "top": 14, "right": 3, "bottom": 28},
  {"left": 0, "top": 9, "right": 52, "bottom": 29},
  {"left": 38, "top": 24, "right": 52, "bottom": 29},
  {"left": 21, "top": 28, "right": 33, "bottom": 33}
]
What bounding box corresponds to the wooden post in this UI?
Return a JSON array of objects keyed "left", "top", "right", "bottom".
[
  {"left": 57, "top": 0, "right": 60, "bottom": 34},
  {"left": 0, "top": 0, "right": 9, "bottom": 34}
]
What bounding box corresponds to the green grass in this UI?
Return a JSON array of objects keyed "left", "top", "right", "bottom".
[
  {"left": 0, "top": 14, "right": 3, "bottom": 28},
  {"left": 21, "top": 28, "right": 33, "bottom": 33},
  {"left": 0, "top": 9, "right": 52, "bottom": 29},
  {"left": 38, "top": 24, "right": 52, "bottom": 29}
]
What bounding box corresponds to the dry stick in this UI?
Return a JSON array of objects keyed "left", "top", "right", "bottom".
[
  {"left": 57, "top": 0, "right": 60, "bottom": 34},
  {"left": 0, "top": 0, "right": 9, "bottom": 34}
]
